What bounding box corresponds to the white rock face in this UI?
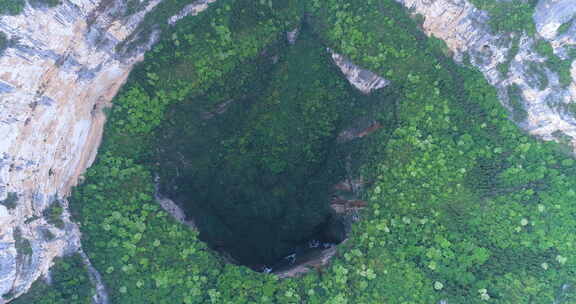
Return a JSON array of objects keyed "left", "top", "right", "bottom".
[
  {"left": 0, "top": 0, "right": 215, "bottom": 300},
  {"left": 287, "top": 27, "right": 300, "bottom": 45},
  {"left": 169, "top": 0, "right": 218, "bottom": 25},
  {"left": 329, "top": 49, "right": 389, "bottom": 94},
  {"left": 396, "top": 0, "right": 576, "bottom": 147},
  {"left": 0, "top": 0, "right": 144, "bottom": 300}
]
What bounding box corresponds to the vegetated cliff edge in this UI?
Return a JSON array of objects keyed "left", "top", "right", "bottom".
[
  {"left": 396, "top": 0, "right": 576, "bottom": 145},
  {"left": 0, "top": 0, "right": 215, "bottom": 301}
]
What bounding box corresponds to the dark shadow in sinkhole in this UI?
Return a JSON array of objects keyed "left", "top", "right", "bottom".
[{"left": 155, "top": 25, "right": 395, "bottom": 272}]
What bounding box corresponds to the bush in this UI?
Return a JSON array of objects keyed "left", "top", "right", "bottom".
[
  {"left": 469, "top": 0, "right": 536, "bottom": 34},
  {"left": 557, "top": 17, "right": 574, "bottom": 36},
  {"left": 0, "top": 32, "right": 8, "bottom": 55},
  {"left": 43, "top": 200, "right": 65, "bottom": 229},
  {"left": 13, "top": 228, "right": 32, "bottom": 256},
  {"left": 535, "top": 39, "right": 574, "bottom": 87},
  {"left": 0, "top": 0, "right": 25, "bottom": 15},
  {"left": 1, "top": 192, "right": 18, "bottom": 209},
  {"left": 29, "top": 0, "right": 62, "bottom": 8}
]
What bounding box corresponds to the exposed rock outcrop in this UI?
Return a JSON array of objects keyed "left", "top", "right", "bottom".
[
  {"left": 395, "top": 0, "right": 576, "bottom": 148},
  {"left": 169, "top": 0, "right": 218, "bottom": 25},
  {"left": 287, "top": 27, "right": 300, "bottom": 45},
  {"left": 0, "top": 0, "right": 216, "bottom": 301},
  {"left": 329, "top": 49, "right": 390, "bottom": 94},
  {"left": 154, "top": 176, "right": 195, "bottom": 228},
  {"left": 275, "top": 246, "right": 338, "bottom": 279}
]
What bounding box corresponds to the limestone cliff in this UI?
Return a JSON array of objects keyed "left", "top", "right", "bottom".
[
  {"left": 396, "top": 0, "right": 576, "bottom": 146},
  {"left": 0, "top": 0, "right": 215, "bottom": 301}
]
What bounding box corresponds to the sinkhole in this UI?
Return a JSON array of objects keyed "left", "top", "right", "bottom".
[{"left": 154, "top": 26, "right": 396, "bottom": 273}]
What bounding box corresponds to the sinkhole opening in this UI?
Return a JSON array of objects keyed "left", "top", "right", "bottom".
[{"left": 154, "top": 25, "right": 396, "bottom": 273}]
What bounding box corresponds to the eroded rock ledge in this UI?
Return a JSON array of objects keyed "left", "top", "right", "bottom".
[{"left": 330, "top": 49, "right": 390, "bottom": 94}]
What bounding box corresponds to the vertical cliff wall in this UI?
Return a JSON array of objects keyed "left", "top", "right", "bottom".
[
  {"left": 0, "top": 0, "right": 215, "bottom": 300},
  {"left": 0, "top": 0, "right": 144, "bottom": 299}
]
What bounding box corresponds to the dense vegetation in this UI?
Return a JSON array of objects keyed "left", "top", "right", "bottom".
[
  {"left": 557, "top": 17, "right": 575, "bottom": 36},
  {"left": 10, "top": 254, "right": 93, "bottom": 304},
  {"left": 43, "top": 200, "right": 65, "bottom": 229},
  {"left": 534, "top": 39, "right": 574, "bottom": 87},
  {"left": 154, "top": 27, "right": 371, "bottom": 268},
  {"left": 0, "top": 0, "right": 60, "bottom": 15},
  {"left": 29, "top": 0, "right": 61, "bottom": 8},
  {"left": 13, "top": 228, "right": 32, "bottom": 256},
  {"left": 36, "top": 0, "right": 576, "bottom": 303},
  {"left": 0, "top": 0, "right": 25, "bottom": 15},
  {"left": 507, "top": 84, "right": 528, "bottom": 122},
  {"left": 0, "top": 191, "right": 18, "bottom": 209},
  {"left": 0, "top": 31, "right": 9, "bottom": 55},
  {"left": 468, "top": 0, "right": 537, "bottom": 34}
]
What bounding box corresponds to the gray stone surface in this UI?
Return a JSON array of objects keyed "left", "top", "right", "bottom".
[{"left": 329, "top": 49, "right": 390, "bottom": 94}]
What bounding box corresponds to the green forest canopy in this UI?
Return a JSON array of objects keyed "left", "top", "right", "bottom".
[
  {"left": 14, "top": 0, "right": 576, "bottom": 303},
  {"left": 152, "top": 25, "right": 378, "bottom": 269}
]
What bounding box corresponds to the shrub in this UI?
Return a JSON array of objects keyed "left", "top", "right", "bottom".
[
  {"left": 1, "top": 192, "right": 19, "bottom": 209},
  {"left": 43, "top": 200, "right": 65, "bottom": 229}
]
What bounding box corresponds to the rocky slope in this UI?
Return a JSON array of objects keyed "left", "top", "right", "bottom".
[
  {"left": 0, "top": 0, "right": 216, "bottom": 301},
  {"left": 396, "top": 0, "right": 576, "bottom": 146}
]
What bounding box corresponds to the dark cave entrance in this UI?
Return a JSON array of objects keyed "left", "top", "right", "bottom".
[{"left": 154, "top": 25, "right": 395, "bottom": 272}]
